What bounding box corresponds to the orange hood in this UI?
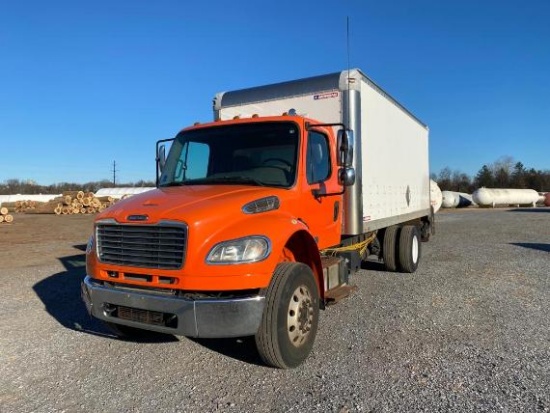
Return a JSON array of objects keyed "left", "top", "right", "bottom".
[{"left": 96, "top": 185, "right": 288, "bottom": 225}]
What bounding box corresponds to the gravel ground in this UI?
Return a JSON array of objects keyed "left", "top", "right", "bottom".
[{"left": 0, "top": 208, "right": 549, "bottom": 412}]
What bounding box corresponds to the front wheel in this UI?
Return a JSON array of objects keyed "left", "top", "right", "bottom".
[{"left": 255, "top": 262, "right": 320, "bottom": 369}]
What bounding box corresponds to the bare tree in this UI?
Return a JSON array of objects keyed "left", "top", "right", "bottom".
[
  {"left": 490, "top": 156, "right": 515, "bottom": 176},
  {"left": 437, "top": 167, "right": 452, "bottom": 190}
]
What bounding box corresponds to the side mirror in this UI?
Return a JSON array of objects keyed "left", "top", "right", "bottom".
[
  {"left": 157, "top": 145, "right": 167, "bottom": 173},
  {"left": 156, "top": 137, "right": 175, "bottom": 187},
  {"left": 338, "top": 167, "right": 356, "bottom": 187},
  {"left": 336, "top": 129, "right": 354, "bottom": 167}
]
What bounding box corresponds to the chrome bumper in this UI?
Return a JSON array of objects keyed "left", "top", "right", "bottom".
[{"left": 81, "top": 276, "right": 265, "bottom": 338}]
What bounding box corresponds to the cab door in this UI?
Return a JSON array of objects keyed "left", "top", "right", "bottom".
[{"left": 299, "top": 129, "right": 343, "bottom": 249}]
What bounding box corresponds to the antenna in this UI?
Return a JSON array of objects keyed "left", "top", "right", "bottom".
[
  {"left": 346, "top": 16, "right": 351, "bottom": 129},
  {"left": 346, "top": 16, "right": 351, "bottom": 75}
]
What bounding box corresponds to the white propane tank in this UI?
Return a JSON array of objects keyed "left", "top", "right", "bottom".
[
  {"left": 458, "top": 192, "right": 476, "bottom": 207},
  {"left": 441, "top": 191, "right": 475, "bottom": 208},
  {"left": 472, "top": 188, "right": 541, "bottom": 207},
  {"left": 441, "top": 191, "right": 459, "bottom": 208},
  {"left": 430, "top": 180, "right": 443, "bottom": 213}
]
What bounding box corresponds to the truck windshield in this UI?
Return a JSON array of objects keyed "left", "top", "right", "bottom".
[{"left": 159, "top": 122, "right": 299, "bottom": 188}]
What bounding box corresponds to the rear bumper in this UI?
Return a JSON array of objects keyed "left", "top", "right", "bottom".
[{"left": 81, "top": 276, "right": 265, "bottom": 338}]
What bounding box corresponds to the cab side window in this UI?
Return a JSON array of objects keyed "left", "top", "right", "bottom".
[{"left": 306, "top": 131, "right": 331, "bottom": 184}]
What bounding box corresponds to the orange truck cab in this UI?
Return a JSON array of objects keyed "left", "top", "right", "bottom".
[{"left": 82, "top": 69, "right": 433, "bottom": 368}]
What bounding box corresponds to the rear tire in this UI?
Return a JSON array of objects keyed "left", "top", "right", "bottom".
[
  {"left": 255, "top": 262, "right": 320, "bottom": 369},
  {"left": 382, "top": 226, "right": 399, "bottom": 272},
  {"left": 398, "top": 225, "right": 421, "bottom": 273}
]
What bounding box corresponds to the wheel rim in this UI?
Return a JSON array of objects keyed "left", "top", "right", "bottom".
[
  {"left": 411, "top": 234, "right": 419, "bottom": 264},
  {"left": 287, "top": 284, "right": 314, "bottom": 347}
]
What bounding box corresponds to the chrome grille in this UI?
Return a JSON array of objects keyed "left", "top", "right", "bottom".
[{"left": 96, "top": 221, "right": 187, "bottom": 269}]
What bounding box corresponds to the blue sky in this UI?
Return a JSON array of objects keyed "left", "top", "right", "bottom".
[{"left": 1, "top": 0, "right": 549, "bottom": 185}]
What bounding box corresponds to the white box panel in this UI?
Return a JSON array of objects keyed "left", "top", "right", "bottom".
[{"left": 358, "top": 78, "right": 430, "bottom": 225}]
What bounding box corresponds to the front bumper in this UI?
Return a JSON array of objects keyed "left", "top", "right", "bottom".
[{"left": 81, "top": 276, "right": 265, "bottom": 338}]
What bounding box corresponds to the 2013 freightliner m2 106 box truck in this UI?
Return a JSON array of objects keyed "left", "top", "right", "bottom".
[{"left": 82, "top": 68, "right": 433, "bottom": 368}]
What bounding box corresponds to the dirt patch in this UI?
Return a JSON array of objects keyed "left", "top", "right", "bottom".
[{"left": 0, "top": 213, "right": 95, "bottom": 269}]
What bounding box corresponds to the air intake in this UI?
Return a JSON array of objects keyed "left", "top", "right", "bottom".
[{"left": 96, "top": 221, "right": 187, "bottom": 269}]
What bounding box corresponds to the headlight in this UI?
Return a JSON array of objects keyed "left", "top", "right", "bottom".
[{"left": 206, "top": 236, "right": 271, "bottom": 264}]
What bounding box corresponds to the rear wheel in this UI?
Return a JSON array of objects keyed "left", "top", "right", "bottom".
[
  {"left": 398, "top": 225, "right": 421, "bottom": 273},
  {"left": 255, "top": 262, "right": 320, "bottom": 369},
  {"left": 382, "top": 226, "right": 399, "bottom": 272}
]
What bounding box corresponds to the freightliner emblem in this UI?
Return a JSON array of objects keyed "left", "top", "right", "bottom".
[{"left": 127, "top": 214, "right": 149, "bottom": 221}]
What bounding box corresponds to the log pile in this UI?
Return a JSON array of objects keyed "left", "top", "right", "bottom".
[
  {"left": 0, "top": 206, "right": 14, "bottom": 224},
  {"left": 4, "top": 191, "right": 117, "bottom": 215}
]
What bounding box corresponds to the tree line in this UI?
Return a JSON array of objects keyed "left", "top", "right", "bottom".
[
  {"left": 432, "top": 156, "right": 549, "bottom": 193},
  {"left": 2, "top": 157, "right": 548, "bottom": 195},
  {"left": 0, "top": 179, "right": 156, "bottom": 195}
]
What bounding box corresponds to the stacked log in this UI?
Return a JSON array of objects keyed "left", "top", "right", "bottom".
[
  {"left": 4, "top": 192, "right": 117, "bottom": 215},
  {"left": 0, "top": 202, "right": 17, "bottom": 213},
  {"left": 0, "top": 206, "right": 14, "bottom": 224}
]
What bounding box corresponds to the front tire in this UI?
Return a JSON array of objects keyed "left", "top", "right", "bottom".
[{"left": 255, "top": 262, "right": 320, "bottom": 369}]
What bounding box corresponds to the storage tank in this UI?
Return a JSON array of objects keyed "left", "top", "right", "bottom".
[
  {"left": 441, "top": 191, "right": 458, "bottom": 208},
  {"left": 472, "top": 188, "right": 540, "bottom": 207},
  {"left": 430, "top": 180, "right": 443, "bottom": 213},
  {"left": 460, "top": 193, "right": 476, "bottom": 206},
  {"left": 441, "top": 191, "right": 474, "bottom": 208}
]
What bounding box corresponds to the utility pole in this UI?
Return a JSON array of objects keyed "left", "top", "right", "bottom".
[{"left": 112, "top": 160, "right": 118, "bottom": 187}]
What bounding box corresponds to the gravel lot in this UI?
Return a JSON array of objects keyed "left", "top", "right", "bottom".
[{"left": 1, "top": 209, "right": 549, "bottom": 412}]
